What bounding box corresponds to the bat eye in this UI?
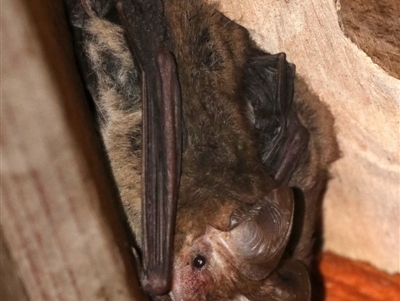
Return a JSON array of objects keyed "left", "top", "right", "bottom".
[{"left": 193, "top": 255, "right": 207, "bottom": 269}]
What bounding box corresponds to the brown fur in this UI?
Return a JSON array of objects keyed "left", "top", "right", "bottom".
[
  {"left": 79, "top": 0, "right": 339, "bottom": 299},
  {"left": 84, "top": 18, "right": 143, "bottom": 241},
  {"left": 164, "top": 0, "right": 278, "bottom": 253},
  {"left": 290, "top": 77, "right": 339, "bottom": 267}
]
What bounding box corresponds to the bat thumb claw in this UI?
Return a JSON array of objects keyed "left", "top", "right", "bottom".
[
  {"left": 131, "top": 247, "right": 170, "bottom": 296},
  {"left": 142, "top": 275, "right": 170, "bottom": 296}
]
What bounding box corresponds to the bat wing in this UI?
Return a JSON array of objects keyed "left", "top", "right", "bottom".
[
  {"left": 242, "top": 51, "right": 309, "bottom": 185},
  {"left": 116, "top": 0, "right": 182, "bottom": 296},
  {"left": 67, "top": 0, "right": 182, "bottom": 296}
]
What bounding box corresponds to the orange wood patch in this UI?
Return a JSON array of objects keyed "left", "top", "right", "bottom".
[{"left": 320, "top": 252, "right": 400, "bottom": 301}]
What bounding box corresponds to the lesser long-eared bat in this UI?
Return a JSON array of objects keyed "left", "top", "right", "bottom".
[{"left": 65, "top": 0, "right": 339, "bottom": 300}]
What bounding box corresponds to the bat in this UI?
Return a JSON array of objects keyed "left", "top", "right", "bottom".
[{"left": 65, "top": 0, "right": 339, "bottom": 300}]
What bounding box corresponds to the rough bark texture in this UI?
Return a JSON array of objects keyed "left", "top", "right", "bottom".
[
  {"left": 1, "top": 0, "right": 147, "bottom": 299},
  {"left": 212, "top": 0, "right": 400, "bottom": 273}
]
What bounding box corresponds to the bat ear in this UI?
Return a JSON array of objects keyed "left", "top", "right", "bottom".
[
  {"left": 241, "top": 53, "right": 309, "bottom": 185},
  {"left": 242, "top": 52, "right": 295, "bottom": 131},
  {"left": 247, "top": 259, "right": 311, "bottom": 301},
  {"left": 219, "top": 186, "right": 295, "bottom": 280}
]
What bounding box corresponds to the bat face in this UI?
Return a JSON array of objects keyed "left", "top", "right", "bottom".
[
  {"left": 170, "top": 189, "right": 297, "bottom": 301},
  {"left": 66, "top": 0, "right": 338, "bottom": 300}
]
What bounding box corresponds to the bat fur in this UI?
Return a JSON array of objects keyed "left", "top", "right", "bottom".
[{"left": 72, "top": 0, "right": 339, "bottom": 300}]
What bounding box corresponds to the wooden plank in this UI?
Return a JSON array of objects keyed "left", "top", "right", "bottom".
[
  {"left": 0, "top": 231, "right": 29, "bottom": 301},
  {"left": 1, "top": 0, "right": 147, "bottom": 300}
]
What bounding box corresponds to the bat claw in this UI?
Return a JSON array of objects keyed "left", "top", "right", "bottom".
[
  {"left": 132, "top": 247, "right": 170, "bottom": 296},
  {"left": 142, "top": 275, "right": 170, "bottom": 297}
]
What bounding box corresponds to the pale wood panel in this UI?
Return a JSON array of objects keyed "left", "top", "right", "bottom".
[
  {"left": 1, "top": 0, "right": 147, "bottom": 299},
  {"left": 0, "top": 232, "right": 29, "bottom": 301}
]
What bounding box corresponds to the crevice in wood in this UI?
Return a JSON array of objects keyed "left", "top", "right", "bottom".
[{"left": 338, "top": 0, "right": 400, "bottom": 78}]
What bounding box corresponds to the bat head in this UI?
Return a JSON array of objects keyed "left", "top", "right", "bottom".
[{"left": 170, "top": 185, "right": 309, "bottom": 301}]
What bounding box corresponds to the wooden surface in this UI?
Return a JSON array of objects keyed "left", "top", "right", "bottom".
[
  {"left": 0, "top": 232, "right": 29, "bottom": 301},
  {"left": 340, "top": 0, "right": 400, "bottom": 78},
  {"left": 1, "top": 0, "right": 146, "bottom": 300},
  {"left": 214, "top": 0, "right": 400, "bottom": 273},
  {"left": 321, "top": 252, "right": 400, "bottom": 301}
]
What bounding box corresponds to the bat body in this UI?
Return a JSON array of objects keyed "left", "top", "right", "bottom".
[{"left": 66, "top": 0, "right": 339, "bottom": 300}]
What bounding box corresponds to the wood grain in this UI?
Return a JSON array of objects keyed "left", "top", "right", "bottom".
[
  {"left": 0, "top": 232, "right": 29, "bottom": 301},
  {"left": 1, "top": 0, "right": 147, "bottom": 300}
]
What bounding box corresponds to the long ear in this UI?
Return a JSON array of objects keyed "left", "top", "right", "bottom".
[
  {"left": 211, "top": 186, "right": 295, "bottom": 280},
  {"left": 242, "top": 52, "right": 309, "bottom": 185}
]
